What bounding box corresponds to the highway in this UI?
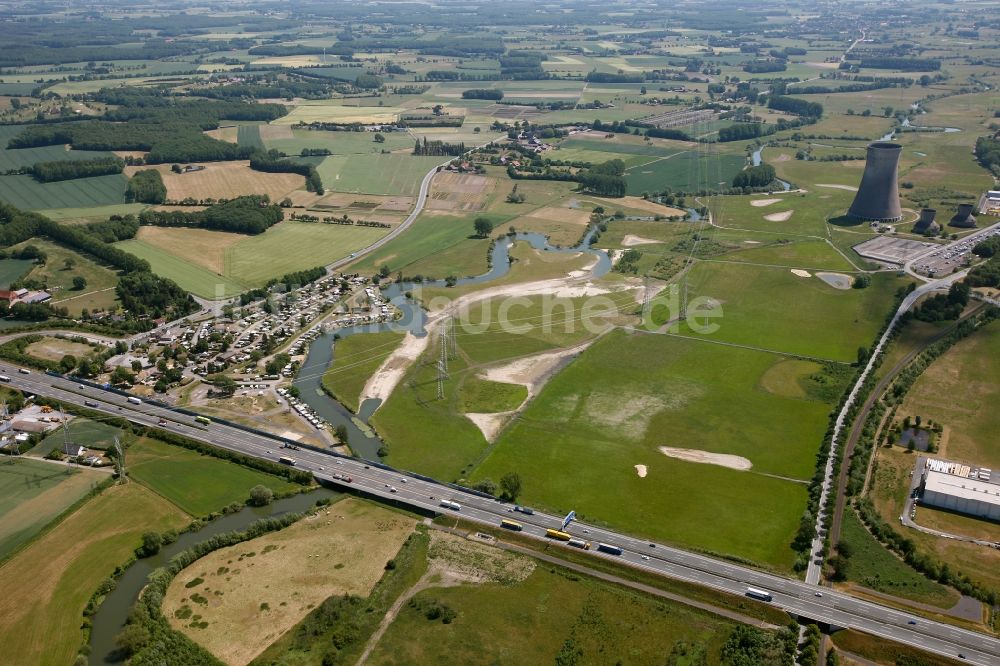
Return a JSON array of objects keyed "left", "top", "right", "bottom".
[{"left": 6, "top": 369, "right": 999, "bottom": 664}]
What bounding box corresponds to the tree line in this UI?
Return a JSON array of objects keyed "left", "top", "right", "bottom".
[
  {"left": 138, "top": 196, "right": 284, "bottom": 235},
  {"left": 249, "top": 150, "right": 324, "bottom": 194},
  {"left": 125, "top": 170, "right": 167, "bottom": 204},
  {"left": 29, "top": 157, "right": 124, "bottom": 182}
]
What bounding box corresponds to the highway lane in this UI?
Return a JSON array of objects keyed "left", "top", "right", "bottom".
[{"left": 5, "top": 369, "right": 999, "bottom": 664}]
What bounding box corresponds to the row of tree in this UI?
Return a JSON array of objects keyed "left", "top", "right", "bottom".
[
  {"left": 138, "top": 196, "right": 284, "bottom": 235},
  {"left": 29, "top": 157, "right": 123, "bottom": 182},
  {"left": 124, "top": 169, "right": 167, "bottom": 204}
]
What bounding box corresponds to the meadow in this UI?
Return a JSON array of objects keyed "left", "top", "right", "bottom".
[
  {"left": 350, "top": 212, "right": 496, "bottom": 279},
  {"left": 32, "top": 418, "right": 123, "bottom": 458},
  {"left": 836, "top": 507, "right": 957, "bottom": 608},
  {"left": 368, "top": 562, "right": 740, "bottom": 665},
  {"left": 896, "top": 320, "right": 1000, "bottom": 469},
  {"left": 164, "top": 497, "right": 414, "bottom": 665},
  {"left": 0, "top": 173, "right": 127, "bottom": 210},
  {"left": 263, "top": 127, "right": 415, "bottom": 156},
  {"left": 126, "top": 437, "right": 301, "bottom": 516},
  {"left": 114, "top": 237, "right": 245, "bottom": 298},
  {"left": 473, "top": 329, "right": 837, "bottom": 570},
  {"left": 677, "top": 262, "right": 901, "bottom": 362},
  {"left": 316, "top": 154, "right": 443, "bottom": 196},
  {"left": 0, "top": 144, "right": 115, "bottom": 171},
  {"left": 0, "top": 482, "right": 186, "bottom": 666},
  {"left": 322, "top": 330, "right": 405, "bottom": 413},
  {"left": 0, "top": 257, "right": 34, "bottom": 288},
  {"left": 0, "top": 458, "right": 104, "bottom": 560}
]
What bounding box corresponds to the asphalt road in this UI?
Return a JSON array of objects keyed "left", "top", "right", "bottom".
[{"left": 6, "top": 369, "right": 999, "bottom": 664}]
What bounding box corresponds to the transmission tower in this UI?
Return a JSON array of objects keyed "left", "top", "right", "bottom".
[
  {"left": 113, "top": 436, "right": 126, "bottom": 482},
  {"left": 641, "top": 275, "right": 653, "bottom": 321},
  {"left": 447, "top": 316, "right": 458, "bottom": 359},
  {"left": 60, "top": 408, "right": 73, "bottom": 457},
  {"left": 436, "top": 331, "right": 449, "bottom": 400}
]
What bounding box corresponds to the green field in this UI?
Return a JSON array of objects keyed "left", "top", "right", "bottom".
[
  {"left": 264, "top": 128, "right": 415, "bottom": 156},
  {"left": 0, "top": 145, "right": 115, "bottom": 172},
  {"left": 118, "top": 221, "right": 390, "bottom": 297},
  {"left": 225, "top": 221, "right": 388, "bottom": 286},
  {"left": 472, "top": 329, "right": 837, "bottom": 570},
  {"left": 458, "top": 376, "right": 527, "bottom": 413},
  {"left": 677, "top": 262, "right": 902, "bottom": 362},
  {"left": 126, "top": 437, "right": 301, "bottom": 516},
  {"left": 368, "top": 565, "right": 744, "bottom": 665},
  {"left": 0, "top": 258, "right": 35, "bottom": 288},
  {"left": 322, "top": 330, "right": 405, "bottom": 413},
  {"left": 114, "top": 238, "right": 245, "bottom": 298},
  {"left": 720, "top": 239, "right": 856, "bottom": 271},
  {"left": 625, "top": 151, "right": 745, "bottom": 196},
  {"left": 350, "top": 213, "right": 496, "bottom": 279},
  {"left": 236, "top": 124, "right": 265, "bottom": 149},
  {"left": 0, "top": 173, "right": 127, "bottom": 210},
  {"left": 0, "top": 458, "right": 104, "bottom": 560},
  {"left": 32, "top": 418, "right": 123, "bottom": 458},
  {"left": 0, "top": 482, "right": 186, "bottom": 666},
  {"left": 837, "top": 508, "right": 957, "bottom": 608},
  {"left": 317, "top": 154, "right": 443, "bottom": 196}
]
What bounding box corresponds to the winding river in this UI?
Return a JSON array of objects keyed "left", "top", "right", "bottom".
[{"left": 87, "top": 225, "right": 619, "bottom": 663}]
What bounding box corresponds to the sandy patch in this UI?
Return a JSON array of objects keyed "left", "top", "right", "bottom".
[
  {"left": 750, "top": 198, "right": 781, "bottom": 208},
  {"left": 621, "top": 234, "right": 662, "bottom": 247},
  {"left": 361, "top": 331, "right": 432, "bottom": 405},
  {"left": 584, "top": 392, "right": 668, "bottom": 440},
  {"left": 816, "top": 183, "right": 859, "bottom": 192},
  {"left": 634, "top": 464, "right": 647, "bottom": 478},
  {"left": 764, "top": 210, "right": 794, "bottom": 222},
  {"left": 658, "top": 446, "right": 752, "bottom": 471},
  {"left": 816, "top": 272, "right": 853, "bottom": 290},
  {"left": 163, "top": 498, "right": 414, "bottom": 665},
  {"left": 466, "top": 412, "right": 515, "bottom": 442},
  {"left": 743, "top": 240, "right": 761, "bottom": 244},
  {"left": 791, "top": 269, "right": 812, "bottom": 278},
  {"left": 481, "top": 341, "right": 594, "bottom": 401},
  {"left": 113, "top": 150, "right": 149, "bottom": 160},
  {"left": 774, "top": 154, "right": 792, "bottom": 163}
]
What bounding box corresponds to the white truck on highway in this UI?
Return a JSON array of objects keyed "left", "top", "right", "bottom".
[
  {"left": 127, "top": 396, "right": 142, "bottom": 405},
  {"left": 439, "top": 499, "right": 461, "bottom": 511}
]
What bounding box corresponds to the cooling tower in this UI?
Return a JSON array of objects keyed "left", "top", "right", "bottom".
[
  {"left": 913, "top": 208, "right": 940, "bottom": 235},
  {"left": 948, "top": 203, "right": 977, "bottom": 228},
  {"left": 848, "top": 142, "right": 903, "bottom": 222}
]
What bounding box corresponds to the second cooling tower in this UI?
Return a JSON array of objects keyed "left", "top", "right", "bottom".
[{"left": 848, "top": 142, "right": 903, "bottom": 222}]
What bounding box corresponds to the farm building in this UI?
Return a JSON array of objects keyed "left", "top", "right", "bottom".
[{"left": 920, "top": 458, "right": 1000, "bottom": 521}]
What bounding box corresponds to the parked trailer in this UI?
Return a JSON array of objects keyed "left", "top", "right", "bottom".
[
  {"left": 597, "top": 543, "right": 623, "bottom": 556},
  {"left": 278, "top": 456, "right": 297, "bottom": 466},
  {"left": 567, "top": 538, "right": 591, "bottom": 550},
  {"left": 545, "top": 529, "right": 572, "bottom": 541},
  {"left": 500, "top": 519, "right": 523, "bottom": 531},
  {"left": 745, "top": 587, "right": 773, "bottom": 602},
  {"left": 127, "top": 396, "right": 142, "bottom": 405},
  {"left": 440, "top": 499, "right": 461, "bottom": 511}
]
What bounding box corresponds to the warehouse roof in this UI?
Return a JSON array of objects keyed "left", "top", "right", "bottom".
[{"left": 924, "top": 470, "right": 1000, "bottom": 506}]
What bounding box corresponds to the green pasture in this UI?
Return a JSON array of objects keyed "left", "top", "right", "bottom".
[
  {"left": 473, "top": 329, "right": 831, "bottom": 570},
  {"left": 322, "top": 330, "right": 405, "bottom": 413},
  {"left": 114, "top": 238, "right": 244, "bottom": 298},
  {"left": 0, "top": 458, "right": 103, "bottom": 561},
  {"left": 317, "top": 154, "right": 443, "bottom": 196},
  {"left": 368, "top": 566, "right": 740, "bottom": 665},
  {"left": 0, "top": 173, "right": 127, "bottom": 210},
  {"left": 676, "top": 262, "right": 901, "bottom": 362},
  {"left": 127, "top": 436, "right": 300, "bottom": 517}
]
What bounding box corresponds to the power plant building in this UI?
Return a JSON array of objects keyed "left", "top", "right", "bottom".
[
  {"left": 848, "top": 142, "right": 903, "bottom": 222},
  {"left": 949, "top": 203, "right": 977, "bottom": 228},
  {"left": 913, "top": 208, "right": 940, "bottom": 235},
  {"left": 920, "top": 458, "right": 1000, "bottom": 521}
]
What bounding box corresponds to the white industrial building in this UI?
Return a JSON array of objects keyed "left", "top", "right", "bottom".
[{"left": 921, "top": 458, "right": 1000, "bottom": 521}]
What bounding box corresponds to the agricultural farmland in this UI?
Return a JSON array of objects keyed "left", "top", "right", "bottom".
[
  {"left": 124, "top": 161, "right": 305, "bottom": 203},
  {"left": 0, "top": 173, "right": 127, "bottom": 210}
]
